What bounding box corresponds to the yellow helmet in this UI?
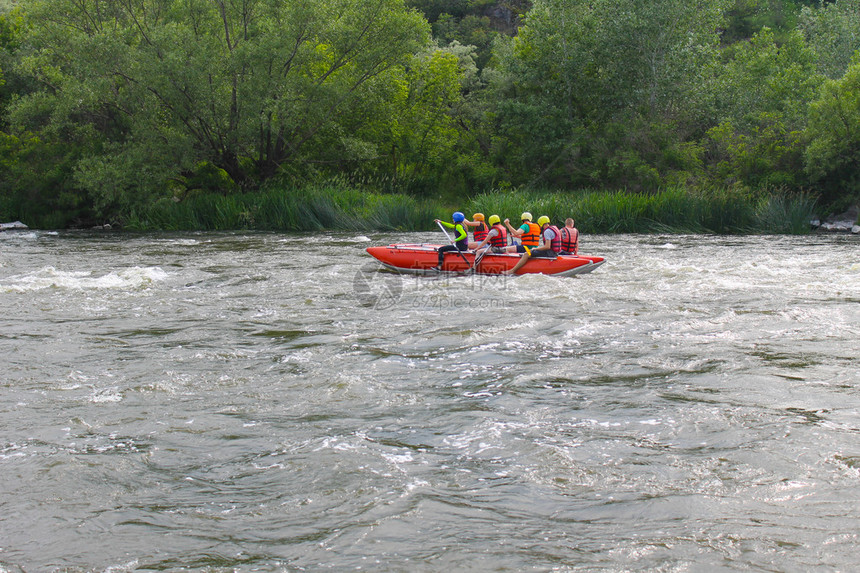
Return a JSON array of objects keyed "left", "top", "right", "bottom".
[
  {"left": 472, "top": 213, "right": 485, "bottom": 221},
  {"left": 521, "top": 212, "right": 532, "bottom": 221},
  {"left": 488, "top": 214, "right": 501, "bottom": 225},
  {"left": 537, "top": 215, "right": 550, "bottom": 226}
]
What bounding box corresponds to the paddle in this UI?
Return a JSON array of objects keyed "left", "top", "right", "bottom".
[
  {"left": 471, "top": 245, "right": 489, "bottom": 271},
  {"left": 436, "top": 220, "right": 472, "bottom": 270}
]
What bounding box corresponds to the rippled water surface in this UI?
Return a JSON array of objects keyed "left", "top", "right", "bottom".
[{"left": 1, "top": 231, "right": 859, "bottom": 572}]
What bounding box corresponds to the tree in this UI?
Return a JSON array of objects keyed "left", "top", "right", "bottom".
[
  {"left": 487, "top": 0, "right": 725, "bottom": 189},
  {"left": 0, "top": 5, "right": 23, "bottom": 124},
  {"left": 706, "top": 28, "right": 822, "bottom": 188},
  {"left": 12, "top": 0, "right": 431, "bottom": 215},
  {"left": 721, "top": 0, "right": 818, "bottom": 46},
  {"left": 384, "top": 48, "right": 464, "bottom": 184},
  {"left": 406, "top": 0, "right": 500, "bottom": 23},
  {"left": 805, "top": 57, "right": 860, "bottom": 200},
  {"left": 799, "top": 0, "right": 860, "bottom": 79}
]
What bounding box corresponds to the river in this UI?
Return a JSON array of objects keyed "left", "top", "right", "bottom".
[{"left": 1, "top": 230, "right": 858, "bottom": 572}]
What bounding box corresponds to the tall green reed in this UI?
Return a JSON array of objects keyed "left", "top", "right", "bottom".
[
  {"left": 465, "top": 187, "right": 815, "bottom": 234},
  {"left": 125, "top": 183, "right": 446, "bottom": 232},
  {"left": 124, "top": 184, "right": 817, "bottom": 234}
]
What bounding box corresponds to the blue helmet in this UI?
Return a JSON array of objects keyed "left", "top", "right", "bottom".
[{"left": 452, "top": 211, "right": 465, "bottom": 223}]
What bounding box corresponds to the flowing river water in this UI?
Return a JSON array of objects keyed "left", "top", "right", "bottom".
[{"left": 1, "top": 230, "right": 858, "bottom": 572}]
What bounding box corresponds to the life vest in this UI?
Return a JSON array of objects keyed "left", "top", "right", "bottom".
[
  {"left": 560, "top": 226, "right": 579, "bottom": 254},
  {"left": 454, "top": 223, "right": 468, "bottom": 249},
  {"left": 546, "top": 225, "right": 562, "bottom": 253},
  {"left": 489, "top": 224, "right": 507, "bottom": 248},
  {"left": 473, "top": 222, "right": 489, "bottom": 242},
  {"left": 521, "top": 222, "right": 541, "bottom": 247}
]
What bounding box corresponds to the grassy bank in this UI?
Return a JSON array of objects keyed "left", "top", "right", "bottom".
[
  {"left": 122, "top": 185, "right": 816, "bottom": 234},
  {"left": 466, "top": 187, "right": 818, "bottom": 234},
  {"left": 125, "top": 184, "right": 446, "bottom": 232}
]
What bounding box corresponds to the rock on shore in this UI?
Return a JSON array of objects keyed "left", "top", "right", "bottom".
[
  {"left": 0, "top": 221, "right": 29, "bottom": 231},
  {"left": 813, "top": 205, "right": 859, "bottom": 234}
]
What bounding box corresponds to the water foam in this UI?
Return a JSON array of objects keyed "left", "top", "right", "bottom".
[{"left": 0, "top": 266, "right": 168, "bottom": 293}]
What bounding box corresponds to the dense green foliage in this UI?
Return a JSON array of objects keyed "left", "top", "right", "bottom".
[
  {"left": 805, "top": 57, "right": 860, "bottom": 202},
  {"left": 1, "top": 0, "right": 858, "bottom": 230}
]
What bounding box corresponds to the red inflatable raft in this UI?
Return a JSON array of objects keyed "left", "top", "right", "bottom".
[{"left": 366, "top": 243, "right": 605, "bottom": 276}]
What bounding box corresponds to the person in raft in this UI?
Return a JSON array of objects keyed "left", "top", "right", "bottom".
[
  {"left": 433, "top": 211, "right": 469, "bottom": 270},
  {"left": 559, "top": 217, "right": 579, "bottom": 255},
  {"left": 472, "top": 214, "right": 508, "bottom": 253},
  {"left": 463, "top": 213, "right": 490, "bottom": 250},
  {"left": 503, "top": 212, "right": 541, "bottom": 252},
  {"left": 503, "top": 215, "right": 561, "bottom": 275}
]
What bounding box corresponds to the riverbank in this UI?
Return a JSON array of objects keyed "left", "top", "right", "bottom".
[
  {"left": 812, "top": 204, "right": 860, "bottom": 233},
  {"left": 121, "top": 185, "right": 822, "bottom": 234},
  {"left": 4, "top": 184, "right": 841, "bottom": 234},
  {"left": 467, "top": 188, "right": 821, "bottom": 234}
]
